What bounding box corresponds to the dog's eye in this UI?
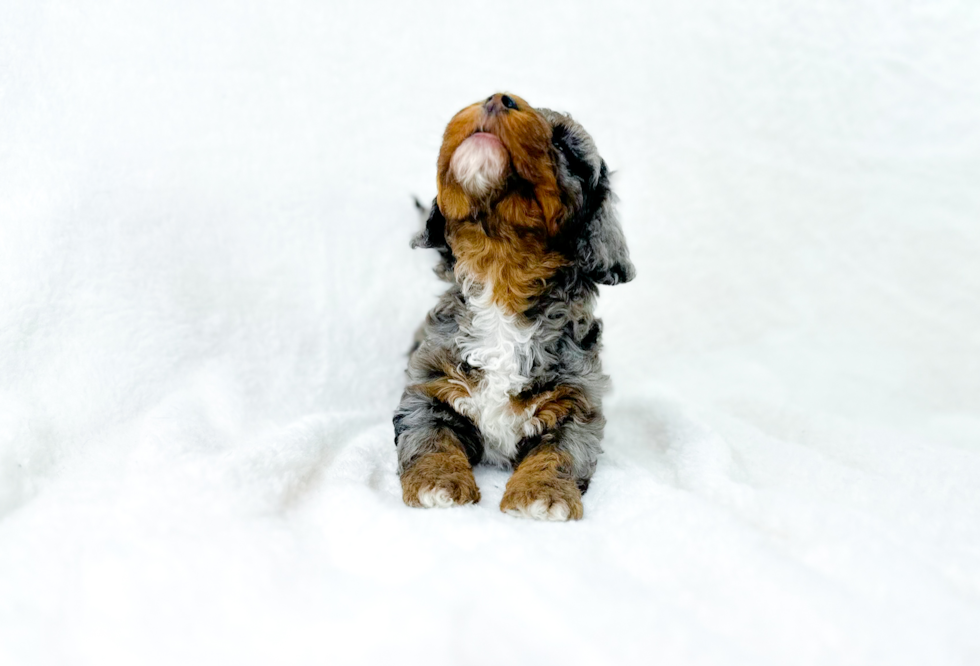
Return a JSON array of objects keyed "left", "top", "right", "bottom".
[{"left": 501, "top": 95, "right": 519, "bottom": 110}]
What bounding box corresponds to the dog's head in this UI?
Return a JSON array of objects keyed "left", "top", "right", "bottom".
[{"left": 413, "top": 93, "right": 635, "bottom": 287}]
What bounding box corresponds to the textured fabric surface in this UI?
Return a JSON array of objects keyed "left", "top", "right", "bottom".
[{"left": 1, "top": 1, "right": 979, "bottom": 664}]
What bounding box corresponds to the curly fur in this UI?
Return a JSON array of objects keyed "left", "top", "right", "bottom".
[{"left": 394, "top": 93, "right": 635, "bottom": 520}]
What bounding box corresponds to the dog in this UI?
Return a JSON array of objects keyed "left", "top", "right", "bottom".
[{"left": 393, "top": 93, "right": 634, "bottom": 520}]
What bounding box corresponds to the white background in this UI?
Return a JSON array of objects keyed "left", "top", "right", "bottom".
[{"left": 1, "top": 1, "right": 979, "bottom": 664}]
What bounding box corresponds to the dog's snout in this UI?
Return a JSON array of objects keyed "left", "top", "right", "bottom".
[
  {"left": 483, "top": 93, "right": 518, "bottom": 115},
  {"left": 484, "top": 95, "right": 502, "bottom": 115}
]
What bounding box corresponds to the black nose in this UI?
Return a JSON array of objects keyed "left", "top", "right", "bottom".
[{"left": 484, "top": 93, "right": 519, "bottom": 115}]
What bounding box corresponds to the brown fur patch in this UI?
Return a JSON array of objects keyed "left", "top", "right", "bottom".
[
  {"left": 409, "top": 354, "right": 474, "bottom": 406},
  {"left": 500, "top": 444, "right": 584, "bottom": 520},
  {"left": 435, "top": 93, "right": 570, "bottom": 314},
  {"left": 447, "top": 217, "right": 569, "bottom": 314},
  {"left": 401, "top": 432, "right": 481, "bottom": 507},
  {"left": 512, "top": 385, "right": 595, "bottom": 435}
]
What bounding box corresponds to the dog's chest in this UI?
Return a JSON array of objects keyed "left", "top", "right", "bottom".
[{"left": 454, "top": 286, "right": 538, "bottom": 461}]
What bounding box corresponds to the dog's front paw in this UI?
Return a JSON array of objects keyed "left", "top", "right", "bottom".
[
  {"left": 400, "top": 450, "right": 481, "bottom": 508},
  {"left": 500, "top": 444, "right": 584, "bottom": 521},
  {"left": 500, "top": 475, "right": 583, "bottom": 521}
]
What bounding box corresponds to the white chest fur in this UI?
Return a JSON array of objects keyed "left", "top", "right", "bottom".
[{"left": 453, "top": 284, "right": 539, "bottom": 463}]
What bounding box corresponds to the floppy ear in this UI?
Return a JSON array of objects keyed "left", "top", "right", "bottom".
[
  {"left": 575, "top": 166, "right": 635, "bottom": 285},
  {"left": 410, "top": 197, "right": 446, "bottom": 250},
  {"left": 547, "top": 115, "right": 636, "bottom": 286},
  {"left": 410, "top": 197, "right": 456, "bottom": 280}
]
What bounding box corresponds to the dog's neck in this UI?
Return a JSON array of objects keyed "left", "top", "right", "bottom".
[{"left": 446, "top": 203, "right": 569, "bottom": 316}]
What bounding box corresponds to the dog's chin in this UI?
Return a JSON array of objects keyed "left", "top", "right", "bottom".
[{"left": 449, "top": 132, "right": 508, "bottom": 199}]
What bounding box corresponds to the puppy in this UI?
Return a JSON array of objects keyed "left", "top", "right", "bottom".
[{"left": 393, "top": 93, "right": 634, "bottom": 521}]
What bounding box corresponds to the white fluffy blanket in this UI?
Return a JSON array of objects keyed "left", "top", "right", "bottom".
[{"left": 2, "top": 1, "right": 979, "bottom": 664}]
